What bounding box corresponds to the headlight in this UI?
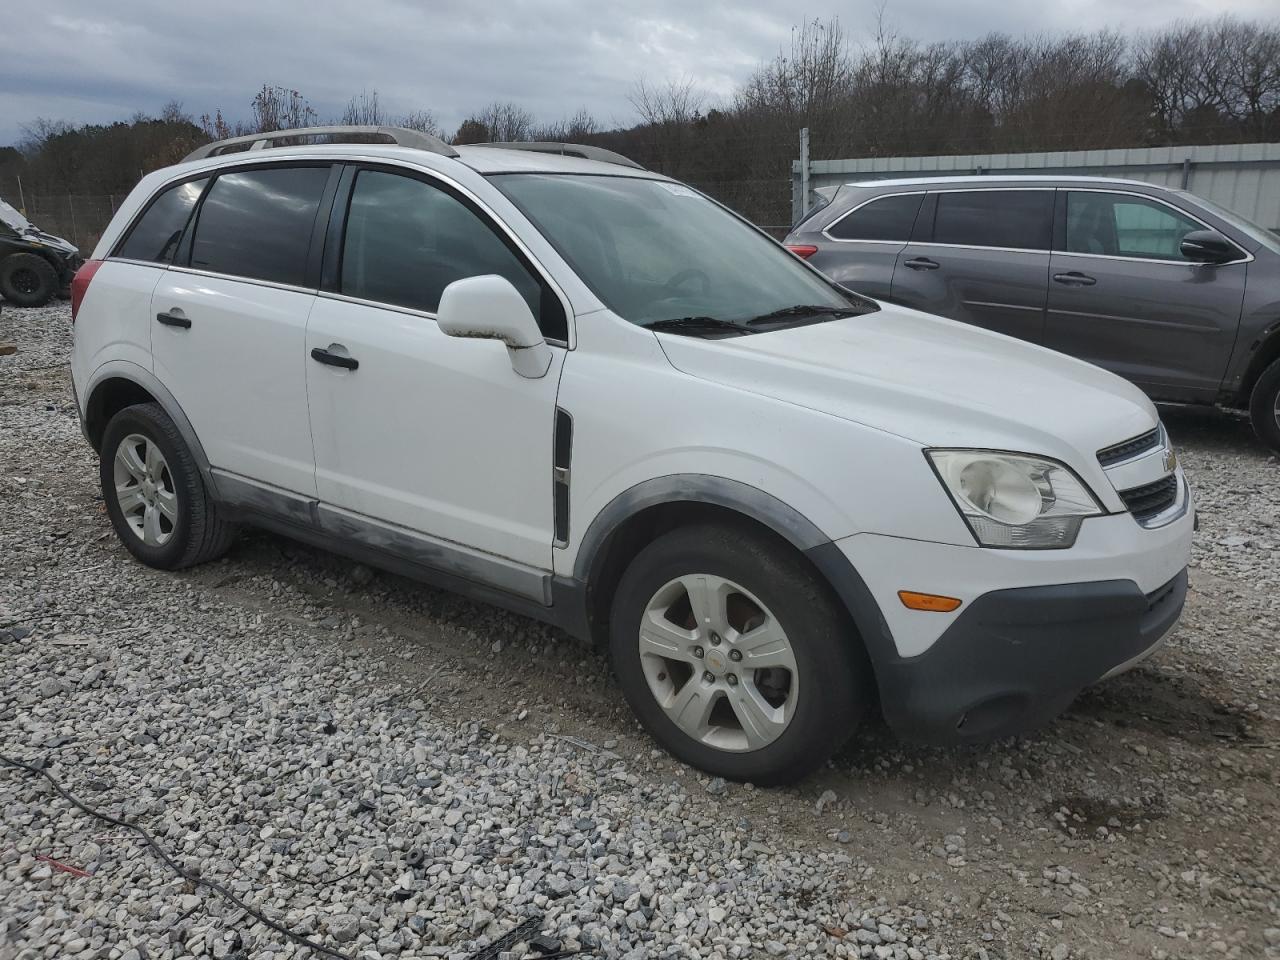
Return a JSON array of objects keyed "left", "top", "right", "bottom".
[{"left": 927, "top": 450, "right": 1104, "bottom": 549}]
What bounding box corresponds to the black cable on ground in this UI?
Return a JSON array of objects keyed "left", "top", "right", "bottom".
[{"left": 0, "top": 753, "right": 358, "bottom": 960}]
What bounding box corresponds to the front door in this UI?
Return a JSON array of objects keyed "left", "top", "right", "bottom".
[
  {"left": 890, "top": 188, "right": 1054, "bottom": 343},
  {"left": 151, "top": 164, "right": 334, "bottom": 496},
  {"left": 1044, "top": 190, "right": 1247, "bottom": 402},
  {"left": 305, "top": 166, "right": 567, "bottom": 574}
]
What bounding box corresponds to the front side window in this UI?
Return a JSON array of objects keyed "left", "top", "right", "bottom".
[
  {"left": 827, "top": 193, "right": 923, "bottom": 242},
  {"left": 1065, "top": 192, "right": 1208, "bottom": 261},
  {"left": 493, "top": 174, "right": 864, "bottom": 328},
  {"left": 116, "top": 179, "right": 207, "bottom": 263},
  {"left": 189, "top": 166, "right": 330, "bottom": 285},
  {"left": 339, "top": 169, "right": 561, "bottom": 337},
  {"left": 932, "top": 190, "right": 1053, "bottom": 251}
]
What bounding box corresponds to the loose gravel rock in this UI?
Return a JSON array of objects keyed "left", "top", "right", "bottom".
[{"left": 2, "top": 300, "right": 1277, "bottom": 959}]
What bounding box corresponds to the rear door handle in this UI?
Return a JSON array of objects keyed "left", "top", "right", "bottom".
[
  {"left": 156, "top": 312, "right": 191, "bottom": 329},
  {"left": 903, "top": 257, "right": 939, "bottom": 271},
  {"left": 310, "top": 346, "right": 358, "bottom": 371},
  {"left": 1052, "top": 271, "right": 1097, "bottom": 286}
]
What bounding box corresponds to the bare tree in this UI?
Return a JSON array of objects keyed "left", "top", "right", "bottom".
[
  {"left": 250, "top": 85, "right": 316, "bottom": 133},
  {"left": 341, "top": 90, "right": 385, "bottom": 126}
]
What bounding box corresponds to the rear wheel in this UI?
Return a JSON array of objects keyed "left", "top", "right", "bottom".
[
  {"left": 609, "top": 523, "right": 871, "bottom": 784},
  {"left": 0, "top": 252, "right": 58, "bottom": 307},
  {"left": 100, "top": 403, "right": 237, "bottom": 569},
  {"left": 1249, "top": 358, "right": 1280, "bottom": 454}
]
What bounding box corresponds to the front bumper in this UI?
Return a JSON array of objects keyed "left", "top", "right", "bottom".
[
  {"left": 814, "top": 480, "right": 1194, "bottom": 744},
  {"left": 871, "top": 569, "right": 1186, "bottom": 743}
]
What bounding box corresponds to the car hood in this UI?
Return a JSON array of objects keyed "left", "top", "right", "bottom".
[{"left": 657, "top": 302, "right": 1158, "bottom": 469}]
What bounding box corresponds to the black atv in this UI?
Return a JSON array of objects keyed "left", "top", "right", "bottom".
[{"left": 0, "top": 197, "right": 83, "bottom": 307}]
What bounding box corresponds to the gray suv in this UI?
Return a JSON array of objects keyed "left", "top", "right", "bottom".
[{"left": 785, "top": 176, "right": 1280, "bottom": 452}]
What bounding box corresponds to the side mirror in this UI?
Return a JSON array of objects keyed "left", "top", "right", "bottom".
[
  {"left": 437, "top": 275, "right": 553, "bottom": 379},
  {"left": 1179, "top": 229, "right": 1237, "bottom": 264}
]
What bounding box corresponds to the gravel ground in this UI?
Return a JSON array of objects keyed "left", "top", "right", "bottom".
[{"left": 1, "top": 300, "right": 1277, "bottom": 960}]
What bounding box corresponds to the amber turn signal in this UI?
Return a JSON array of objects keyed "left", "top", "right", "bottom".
[{"left": 897, "top": 590, "right": 963, "bottom": 613}]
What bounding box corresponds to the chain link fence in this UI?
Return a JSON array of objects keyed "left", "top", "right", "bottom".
[{"left": 16, "top": 194, "right": 124, "bottom": 254}]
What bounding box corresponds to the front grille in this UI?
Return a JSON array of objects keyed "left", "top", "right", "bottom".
[
  {"left": 1098, "top": 428, "right": 1161, "bottom": 467},
  {"left": 1119, "top": 474, "right": 1179, "bottom": 521}
]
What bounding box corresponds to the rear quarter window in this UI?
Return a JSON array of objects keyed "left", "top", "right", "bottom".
[
  {"left": 115, "top": 179, "right": 208, "bottom": 263},
  {"left": 827, "top": 193, "right": 924, "bottom": 242}
]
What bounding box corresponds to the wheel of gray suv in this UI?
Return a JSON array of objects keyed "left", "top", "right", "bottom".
[
  {"left": 100, "top": 403, "right": 237, "bottom": 569},
  {"left": 1249, "top": 358, "right": 1280, "bottom": 455},
  {"left": 609, "top": 523, "right": 871, "bottom": 785},
  {"left": 0, "top": 253, "right": 58, "bottom": 307}
]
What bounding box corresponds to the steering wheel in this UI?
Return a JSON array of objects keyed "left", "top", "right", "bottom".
[{"left": 665, "top": 268, "right": 711, "bottom": 295}]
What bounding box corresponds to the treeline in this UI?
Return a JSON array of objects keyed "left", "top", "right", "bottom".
[{"left": 4, "top": 15, "right": 1279, "bottom": 227}]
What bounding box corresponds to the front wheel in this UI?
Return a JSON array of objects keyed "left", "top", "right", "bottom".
[
  {"left": 609, "top": 523, "right": 871, "bottom": 785},
  {"left": 1249, "top": 359, "right": 1280, "bottom": 455},
  {"left": 100, "top": 403, "right": 237, "bottom": 569}
]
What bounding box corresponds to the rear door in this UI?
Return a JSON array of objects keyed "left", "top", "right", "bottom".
[
  {"left": 889, "top": 188, "right": 1053, "bottom": 343},
  {"left": 150, "top": 163, "right": 336, "bottom": 496},
  {"left": 809, "top": 191, "right": 924, "bottom": 300},
  {"left": 1044, "top": 189, "right": 1248, "bottom": 402}
]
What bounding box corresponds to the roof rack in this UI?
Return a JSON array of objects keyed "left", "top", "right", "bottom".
[
  {"left": 467, "top": 141, "right": 644, "bottom": 170},
  {"left": 183, "top": 125, "right": 459, "bottom": 162}
]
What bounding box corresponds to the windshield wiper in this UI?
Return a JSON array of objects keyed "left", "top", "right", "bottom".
[
  {"left": 745, "top": 304, "right": 865, "bottom": 326},
  {"left": 641, "top": 316, "right": 751, "bottom": 335}
]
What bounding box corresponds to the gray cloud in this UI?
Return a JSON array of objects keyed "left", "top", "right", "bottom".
[{"left": 2, "top": 0, "right": 1276, "bottom": 146}]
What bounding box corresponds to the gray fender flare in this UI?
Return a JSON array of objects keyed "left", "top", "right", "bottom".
[
  {"left": 571, "top": 474, "right": 898, "bottom": 671},
  {"left": 82, "top": 360, "right": 217, "bottom": 489},
  {"left": 571, "top": 474, "right": 828, "bottom": 582}
]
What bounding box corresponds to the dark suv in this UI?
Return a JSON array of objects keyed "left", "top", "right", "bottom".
[
  {"left": 0, "top": 197, "right": 83, "bottom": 307},
  {"left": 785, "top": 176, "right": 1280, "bottom": 452}
]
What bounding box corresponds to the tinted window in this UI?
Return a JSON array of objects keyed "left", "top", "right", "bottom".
[
  {"left": 117, "top": 179, "right": 207, "bottom": 263},
  {"left": 189, "top": 166, "right": 329, "bottom": 285},
  {"left": 932, "top": 190, "right": 1052, "bottom": 250},
  {"left": 340, "top": 169, "right": 562, "bottom": 337},
  {"left": 828, "top": 193, "right": 923, "bottom": 242},
  {"left": 1066, "top": 192, "right": 1206, "bottom": 261}
]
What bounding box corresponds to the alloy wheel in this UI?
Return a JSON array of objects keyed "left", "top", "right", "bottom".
[
  {"left": 113, "top": 433, "right": 178, "bottom": 546},
  {"left": 638, "top": 574, "right": 798, "bottom": 752}
]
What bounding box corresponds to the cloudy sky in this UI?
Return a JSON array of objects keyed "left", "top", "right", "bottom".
[{"left": 2, "top": 0, "right": 1274, "bottom": 146}]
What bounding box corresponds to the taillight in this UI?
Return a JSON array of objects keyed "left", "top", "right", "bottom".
[
  {"left": 70, "top": 260, "right": 104, "bottom": 322},
  {"left": 786, "top": 244, "right": 818, "bottom": 260}
]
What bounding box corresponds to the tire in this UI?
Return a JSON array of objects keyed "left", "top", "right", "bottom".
[
  {"left": 1249, "top": 358, "right": 1280, "bottom": 455},
  {"left": 100, "top": 403, "right": 237, "bottom": 569},
  {"left": 0, "top": 252, "right": 58, "bottom": 307},
  {"left": 608, "top": 523, "right": 871, "bottom": 785}
]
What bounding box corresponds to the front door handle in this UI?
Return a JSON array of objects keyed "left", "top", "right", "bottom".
[
  {"left": 311, "top": 346, "right": 359, "bottom": 371},
  {"left": 156, "top": 312, "right": 191, "bottom": 329},
  {"left": 1052, "top": 271, "right": 1097, "bottom": 286},
  {"left": 903, "top": 257, "right": 939, "bottom": 271}
]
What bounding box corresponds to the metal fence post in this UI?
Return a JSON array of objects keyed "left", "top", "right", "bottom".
[{"left": 799, "top": 127, "right": 811, "bottom": 217}]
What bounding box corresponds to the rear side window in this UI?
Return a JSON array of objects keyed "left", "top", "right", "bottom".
[
  {"left": 932, "top": 190, "right": 1052, "bottom": 251},
  {"left": 189, "top": 166, "right": 330, "bottom": 285},
  {"left": 827, "top": 193, "right": 923, "bottom": 242},
  {"left": 116, "top": 179, "right": 207, "bottom": 263},
  {"left": 1065, "top": 192, "right": 1206, "bottom": 261},
  {"left": 339, "top": 169, "right": 564, "bottom": 338}
]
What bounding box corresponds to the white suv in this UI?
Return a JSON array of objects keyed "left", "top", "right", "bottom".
[{"left": 70, "top": 126, "right": 1194, "bottom": 784}]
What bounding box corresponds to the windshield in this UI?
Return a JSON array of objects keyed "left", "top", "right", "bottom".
[
  {"left": 1175, "top": 190, "right": 1280, "bottom": 256},
  {"left": 492, "top": 174, "right": 870, "bottom": 328}
]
